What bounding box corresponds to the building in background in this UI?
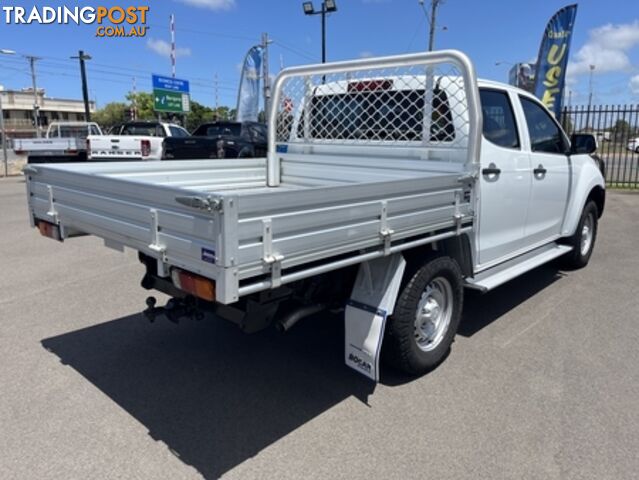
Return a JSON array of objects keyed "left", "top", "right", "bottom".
[
  {"left": 508, "top": 63, "right": 536, "bottom": 93},
  {"left": 0, "top": 87, "right": 96, "bottom": 138}
]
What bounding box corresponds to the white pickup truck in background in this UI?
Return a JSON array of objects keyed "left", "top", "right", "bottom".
[
  {"left": 13, "top": 121, "right": 102, "bottom": 163},
  {"left": 24, "top": 51, "right": 605, "bottom": 381},
  {"left": 87, "top": 121, "right": 189, "bottom": 161}
]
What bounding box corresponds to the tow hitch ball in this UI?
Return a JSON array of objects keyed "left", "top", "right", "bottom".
[{"left": 143, "top": 296, "right": 204, "bottom": 324}]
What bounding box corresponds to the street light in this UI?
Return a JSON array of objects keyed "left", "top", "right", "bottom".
[
  {"left": 1, "top": 49, "right": 42, "bottom": 138},
  {"left": 418, "top": 0, "right": 445, "bottom": 51},
  {"left": 0, "top": 86, "right": 8, "bottom": 177},
  {"left": 302, "top": 1, "right": 338, "bottom": 64},
  {"left": 70, "top": 51, "right": 92, "bottom": 122},
  {"left": 585, "top": 64, "right": 595, "bottom": 129}
]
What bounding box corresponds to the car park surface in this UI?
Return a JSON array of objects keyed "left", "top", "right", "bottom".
[{"left": 1, "top": 175, "right": 638, "bottom": 479}]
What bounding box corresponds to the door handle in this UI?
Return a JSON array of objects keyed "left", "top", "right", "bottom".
[
  {"left": 533, "top": 165, "right": 547, "bottom": 176},
  {"left": 482, "top": 164, "right": 501, "bottom": 175}
]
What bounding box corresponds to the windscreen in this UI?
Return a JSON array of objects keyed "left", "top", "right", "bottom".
[
  {"left": 197, "top": 123, "right": 242, "bottom": 137},
  {"left": 50, "top": 126, "right": 89, "bottom": 139},
  {"left": 120, "top": 124, "right": 165, "bottom": 137}
]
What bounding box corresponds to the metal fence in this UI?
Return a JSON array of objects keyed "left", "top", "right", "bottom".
[{"left": 561, "top": 104, "right": 639, "bottom": 188}]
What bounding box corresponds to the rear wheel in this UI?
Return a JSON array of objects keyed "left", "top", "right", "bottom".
[
  {"left": 383, "top": 256, "right": 463, "bottom": 376},
  {"left": 562, "top": 201, "right": 598, "bottom": 269}
]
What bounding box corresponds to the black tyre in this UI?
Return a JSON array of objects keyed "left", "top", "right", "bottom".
[
  {"left": 561, "top": 200, "right": 598, "bottom": 269},
  {"left": 383, "top": 255, "right": 463, "bottom": 376}
]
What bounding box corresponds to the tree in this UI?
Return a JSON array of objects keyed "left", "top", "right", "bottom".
[
  {"left": 213, "top": 106, "right": 232, "bottom": 121},
  {"left": 611, "top": 119, "right": 631, "bottom": 141},
  {"left": 93, "top": 92, "right": 237, "bottom": 132},
  {"left": 126, "top": 92, "right": 155, "bottom": 120},
  {"left": 185, "top": 100, "right": 214, "bottom": 131},
  {"left": 92, "top": 102, "right": 128, "bottom": 130}
]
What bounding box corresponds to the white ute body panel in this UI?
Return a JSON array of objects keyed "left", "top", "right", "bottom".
[
  {"left": 13, "top": 122, "right": 102, "bottom": 156},
  {"left": 87, "top": 122, "right": 186, "bottom": 161},
  {"left": 23, "top": 51, "right": 605, "bottom": 378}
]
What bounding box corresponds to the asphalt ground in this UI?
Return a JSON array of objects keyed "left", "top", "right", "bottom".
[{"left": 1, "top": 175, "right": 638, "bottom": 479}]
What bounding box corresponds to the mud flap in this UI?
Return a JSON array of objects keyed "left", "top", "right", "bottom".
[{"left": 345, "top": 254, "right": 406, "bottom": 381}]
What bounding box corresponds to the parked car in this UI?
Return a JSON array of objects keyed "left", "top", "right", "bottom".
[
  {"left": 627, "top": 137, "right": 639, "bottom": 153},
  {"left": 162, "top": 121, "right": 268, "bottom": 160},
  {"left": 87, "top": 121, "right": 189, "bottom": 161},
  {"left": 13, "top": 121, "right": 103, "bottom": 164},
  {"left": 23, "top": 51, "right": 605, "bottom": 381}
]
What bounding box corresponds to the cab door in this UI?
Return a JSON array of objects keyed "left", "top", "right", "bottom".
[
  {"left": 517, "top": 96, "right": 571, "bottom": 246},
  {"left": 477, "top": 88, "right": 531, "bottom": 266}
]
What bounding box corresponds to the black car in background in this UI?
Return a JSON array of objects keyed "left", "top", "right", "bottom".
[{"left": 162, "top": 121, "right": 268, "bottom": 160}]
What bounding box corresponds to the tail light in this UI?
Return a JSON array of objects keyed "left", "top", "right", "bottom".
[
  {"left": 37, "top": 220, "right": 62, "bottom": 241},
  {"left": 141, "top": 139, "right": 151, "bottom": 157},
  {"left": 171, "top": 268, "right": 216, "bottom": 302}
]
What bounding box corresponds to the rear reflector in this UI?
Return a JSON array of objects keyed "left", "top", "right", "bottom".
[
  {"left": 171, "top": 268, "right": 216, "bottom": 302},
  {"left": 37, "top": 221, "right": 62, "bottom": 241}
]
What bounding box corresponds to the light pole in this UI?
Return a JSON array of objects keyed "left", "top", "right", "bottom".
[
  {"left": 70, "top": 50, "right": 92, "bottom": 122},
  {"left": 585, "top": 64, "right": 595, "bottom": 129},
  {"left": 418, "top": 0, "right": 445, "bottom": 51},
  {"left": 0, "top": 87, "right": 8, "bottom": 177},
  {"left": 28, "top": 55, "right": 42, "bottom": 137},
  {"left": 261, "top": 32, "right": 272, "bottom": 120},
  {"left": 587, "top": 64, "right": 595, "bottom": 108},
  {"left": 303, "top": 1, "right": 338, "bottom": 63},
  {"left": 1, "top": 49, "right": 41, "bottom": 137}
]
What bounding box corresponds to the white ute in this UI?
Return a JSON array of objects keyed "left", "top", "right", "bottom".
[
  {"left": 25, "top": 51, "right": 605, "bottom": 381},
  {"left": 87, "top": 121, "right": 189, "bottom": 161},
  {"left": 13, "top": 121, "right": 102, "bottom": 163}
]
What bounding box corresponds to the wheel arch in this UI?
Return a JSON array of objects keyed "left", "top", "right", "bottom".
[
  {"left": 587, "top": 185, "right": 605, "bottom": 218},
  {"left": 403, "top": 232, "right": 474, "bottom": 280},
  {"left": 562, "top": 159, "right": 606, "bottom": 237}
]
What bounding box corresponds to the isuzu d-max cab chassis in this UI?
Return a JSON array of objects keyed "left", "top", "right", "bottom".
[{"left": 25, "top": 51, "right": 604, "bottom": 380}]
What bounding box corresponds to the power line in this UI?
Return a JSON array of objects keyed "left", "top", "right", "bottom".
[
  {"left": 271, "top": 39, "right": 318, "bottom": 62},
  {"left": 146, "top": 23, "right": 257, "bottom": 42},
  {"left": 0, "top": 57, "right": 239, "bottom": 94}
]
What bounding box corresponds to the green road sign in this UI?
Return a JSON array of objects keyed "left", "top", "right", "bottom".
[{"left": 153, "top": 89, "right": 190, "bottom": 113}]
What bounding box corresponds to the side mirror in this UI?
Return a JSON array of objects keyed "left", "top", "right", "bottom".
[{"left": 570, "top": 133, "right": 598, "bottom": 155}]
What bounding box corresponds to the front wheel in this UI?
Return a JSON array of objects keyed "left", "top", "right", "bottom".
[
  {"left": 383, "top": 256, "right": 463, "bottom": 376},
  {"left": 562, "top": 201, "right": 599, "bottom": 269}
]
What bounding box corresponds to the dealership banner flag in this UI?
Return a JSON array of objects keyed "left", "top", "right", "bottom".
[
  {"left": 533, "top": 4, "right": 578, "bottom": 119},
  {"left": 236, "top": 46, "right": 263, "bottom": 122}
]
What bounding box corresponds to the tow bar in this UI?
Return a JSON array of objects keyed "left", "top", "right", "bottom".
[{"left": 143, "top": 296, "right": 205, "bottom": 324}]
